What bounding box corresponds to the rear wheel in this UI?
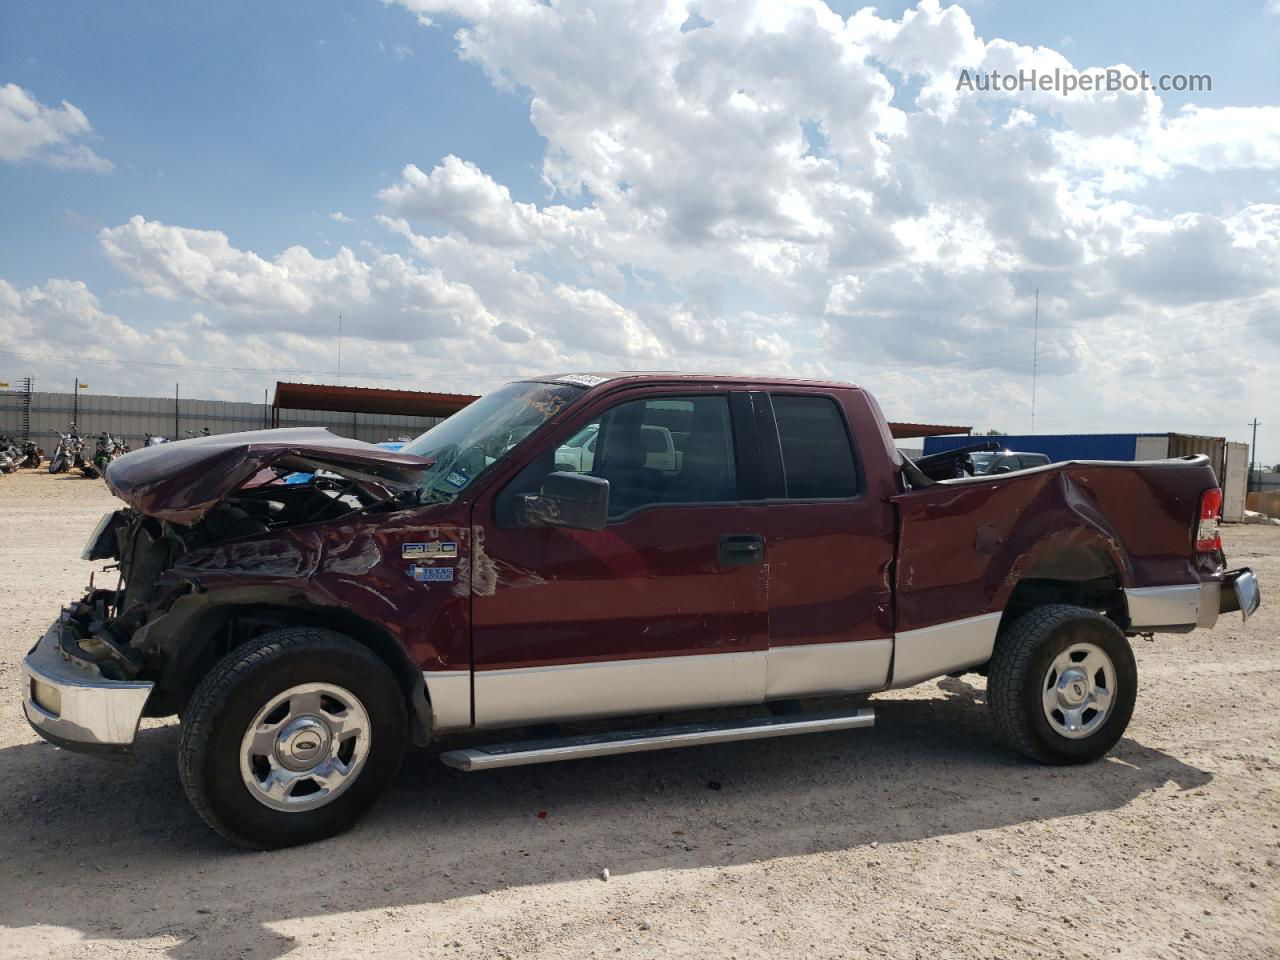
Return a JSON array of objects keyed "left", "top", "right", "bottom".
[
  {"left": 178, "top": 627, "right": 406, "bottom": 848},
  {"left": 987, "top": 604, "right": 1136, "bottom": 764}
]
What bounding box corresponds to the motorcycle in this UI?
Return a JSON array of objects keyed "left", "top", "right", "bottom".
[
  {"left": 17, "top": 438, "right": 43, "bottom": 469},
  {"left": 144, "top": 433, "right": 169, "bottom": 447},
  {"left": 0, "top": 435, "right": 17, "bottom": 474},
  {"left": 48, "top": 424, "right": 86, "bottom": 475},
  {"left": 83, "top": 431, "right": 128, "bottom": 478}
]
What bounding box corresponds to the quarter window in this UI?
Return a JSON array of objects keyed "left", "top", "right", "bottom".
[{"left": 771, "top": 395, "right": 859, "bottom": 499}]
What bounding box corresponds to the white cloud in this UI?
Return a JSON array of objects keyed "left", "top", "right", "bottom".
[
  {"left": 10, "top": 1, "right": 1277, "bottom": 452},
  {"left": 328, "top": 211, "right": 354, "bottom": 223},
  {"left": 0, "top": 83, "right": 113, "bottom": 172},
  {"left": 98, "top": 215, "right": 493, "bottom": 341},
  {"left": 379, "top": 156, "right": 537, "bottom": 247}
]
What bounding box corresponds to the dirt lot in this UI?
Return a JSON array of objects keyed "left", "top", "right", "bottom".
[{"left": 0, "top": 469, "right": 1276, "bottom": 960}]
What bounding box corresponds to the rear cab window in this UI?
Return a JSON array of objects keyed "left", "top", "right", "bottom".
[{"left": 769, "top": 394, "right": 861, "bottom": 500}]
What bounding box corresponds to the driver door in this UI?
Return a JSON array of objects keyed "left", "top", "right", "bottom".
[{"left": 468, "top": 387, "right": 768, "bottom": 728}]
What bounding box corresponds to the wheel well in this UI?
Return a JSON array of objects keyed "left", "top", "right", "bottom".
[
  {"left": 150, "top": 600, "right": 433, "bottom": 745},
  {"left": 993, "top": 545, "right": 1126, "bottom": 634},
  {"left": 999, "top": 547, "right": 1128, "bottom": 637}
]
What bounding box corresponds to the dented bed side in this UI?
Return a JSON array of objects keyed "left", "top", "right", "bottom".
[{"left": 893, "top": 455, "right": 1224, "bottom": 633}]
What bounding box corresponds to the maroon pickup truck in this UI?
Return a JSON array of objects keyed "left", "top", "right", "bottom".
[{"left": 21, "top": 374, "right": 1260, "bottom": 847}]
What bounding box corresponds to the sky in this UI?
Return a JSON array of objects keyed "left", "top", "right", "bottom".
[{"left": 1, "top": 0, "right": 1278, "bottom": 462}]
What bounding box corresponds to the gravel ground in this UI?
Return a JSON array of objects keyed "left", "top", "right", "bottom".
[{"left": 0, "top": 468, "right": 1276, "bottom": 960}]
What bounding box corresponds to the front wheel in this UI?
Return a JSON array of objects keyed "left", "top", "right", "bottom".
[
  {"left": 178, "top": 627, "right": 407, "bottom": 848},
  {"left": 987, "top": 604, "right": 1137, "bottom": 764}
]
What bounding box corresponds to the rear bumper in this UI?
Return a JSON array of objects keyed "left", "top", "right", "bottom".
[
  {"left": 1125, "top": 567, "right": 1260, "bottom": 633},
  {"left": 21, "top": 621, "right": 153, "bottom": 755},
  {"left": 1219, "top": 568, "right": 1261, "bottom": 623}
]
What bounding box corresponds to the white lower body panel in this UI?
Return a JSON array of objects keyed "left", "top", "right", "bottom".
[
  {"left": 765, "top": 638, "right": 892, "bottom": 698},
  {"left": 430, "top": 616, "right": 1004, "bottom": 730},
  {"left": 471, "top": 650, "right": 767, "bottom": 730},
  {"left": 423, "top": 670, "right": 471, "bottom": 733},
  {"left": 889, "top": 612, "right": 1002, "bottom": 688}
]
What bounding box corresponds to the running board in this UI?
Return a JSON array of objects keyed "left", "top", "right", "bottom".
[{"left": 438, "top": 707, "right": 875, "bottom": 772}]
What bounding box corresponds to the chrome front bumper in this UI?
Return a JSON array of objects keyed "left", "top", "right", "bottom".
[
  {"left": 1125, "top": 567, "right": 1260, "bottom": 633},
  {"left": 21, "top": 621, "right": 153, "bottom": 754}
]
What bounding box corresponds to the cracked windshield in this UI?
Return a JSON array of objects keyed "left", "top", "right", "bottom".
[{"left": 400, "top": 381, "right": 584, "bottom": 503}]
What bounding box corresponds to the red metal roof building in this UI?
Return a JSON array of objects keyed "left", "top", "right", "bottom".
[
  {"left": 270, "top": 381, "right": 969, "bottom": 440},
  {"left": 271, "top": 382, "right": 478, "bottom": 426}
]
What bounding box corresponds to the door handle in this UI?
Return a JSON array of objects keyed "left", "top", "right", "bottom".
[{"left": 718, "top": 533, "right": 764, "bottom": 567}]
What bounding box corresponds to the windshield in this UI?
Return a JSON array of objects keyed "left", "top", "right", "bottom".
[
  {"left": 400, "top": 380, "right": 584, "bottom": 504},
  {"left": 969, "top": 453, "right": 999, "bottom": 474}
]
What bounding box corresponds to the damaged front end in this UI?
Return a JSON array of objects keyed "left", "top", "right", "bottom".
[{"left": 22, "top": 428, "right": 434, "bottom": 755}]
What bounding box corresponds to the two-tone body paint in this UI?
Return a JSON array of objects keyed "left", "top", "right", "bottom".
[{"left": 126, "top": 374, "right": 1227, "bottom": 737}]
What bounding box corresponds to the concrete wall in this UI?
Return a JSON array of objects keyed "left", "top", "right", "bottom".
[{"left": 0, "top": 390, "right": 445, "bottom": 450}]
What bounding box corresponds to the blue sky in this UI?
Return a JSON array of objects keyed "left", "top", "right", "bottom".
[
  {"left": 2, "top": 1, "right": 543, "bottom": 300},
  {"left": 2, "top": 1, "right": 1278, "bottom": 459},
  {"left": 5, "top": 0, "right": 1275, "bottom": 295}
]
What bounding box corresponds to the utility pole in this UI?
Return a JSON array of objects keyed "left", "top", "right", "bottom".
[
  {"left": 1031, "top": 288, "right": 1039, "bottom": 434},
  {"left": 1249, "top": 418, "right": 1261, "bottom": 490}
]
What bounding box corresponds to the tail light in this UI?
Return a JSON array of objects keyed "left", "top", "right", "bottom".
[{"left": 1195, "top": 487, "right": 1223, "bottom": 552}]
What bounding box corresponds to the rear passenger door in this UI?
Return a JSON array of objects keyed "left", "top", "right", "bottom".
[{"left": 754, "top": 392, "right": 896, "bottom": 699}]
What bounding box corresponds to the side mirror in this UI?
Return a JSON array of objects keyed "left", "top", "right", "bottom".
[{"left": 517, "top": 472, "right": 609, "bottom": 531}]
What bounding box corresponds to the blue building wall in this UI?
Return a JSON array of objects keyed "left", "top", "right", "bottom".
[{"left": 921, "top": 433, "right": 1158, "bottom": 463}]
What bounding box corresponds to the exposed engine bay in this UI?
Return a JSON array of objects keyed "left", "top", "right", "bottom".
[{"left": 62, "top": 468, "right": 417, "bottom": 700}]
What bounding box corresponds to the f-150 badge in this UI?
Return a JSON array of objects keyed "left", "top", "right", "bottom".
[{"left": 402, "top": 541, "right": 458, "bottom": 560}]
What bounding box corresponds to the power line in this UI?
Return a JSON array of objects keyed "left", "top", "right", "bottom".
[
  {"left": 1031, "top": 288, "right": 1038, "bottom": 434},
  {"left": 0, "top": 348, "right": 520, "bottom": 382}
]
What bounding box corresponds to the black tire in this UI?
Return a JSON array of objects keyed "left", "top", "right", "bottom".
[
  {"left": 987, "top": 604, "right": 1136, "bottom": 764},
  {"left": 178, "top": 627, "right": 407, "bottom": 848}
]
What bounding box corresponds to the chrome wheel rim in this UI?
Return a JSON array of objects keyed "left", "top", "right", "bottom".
[
  {"left": 1042, "top": 642, "right": 1116, "bottom": 739},
  {"left": 239, "top": 682, "right": 371, "bottom": 812}
]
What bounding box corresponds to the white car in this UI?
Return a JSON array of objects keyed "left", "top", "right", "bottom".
[{"left": 554, "top": 423, "right": 678, "bottom": 473}]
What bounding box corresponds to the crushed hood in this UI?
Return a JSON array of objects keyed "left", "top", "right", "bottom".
[{"left": 104, "top": 427, "right": 433, "bottom": 524}]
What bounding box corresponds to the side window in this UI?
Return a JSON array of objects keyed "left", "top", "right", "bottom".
[
  {"left": 498, "top": 394, "right": 738, "bottom": 525},
  {"left": 553, "top": 424, "right": 599, "bottom": 473},
  {"left": 587, "top": 395, "right": 737, "bottom": 518},
  {"left": 771, "top": 395, "right": 860, "bottom": 499}
]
